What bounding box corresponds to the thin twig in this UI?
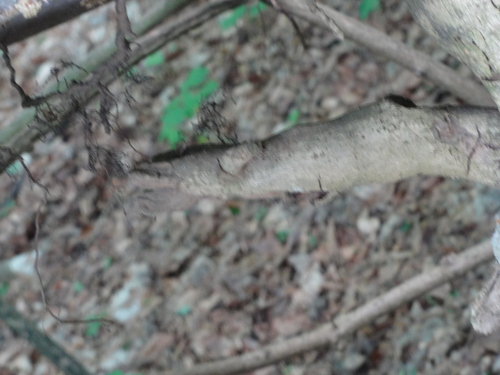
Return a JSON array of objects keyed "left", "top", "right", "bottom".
[
  {"left": 280, "top": 0, "right": 493, "bottom": 107},
  {"left": 33, "top": 204, "right": 118, "bottom": 326},
  {"left": 155, "top": 240, "right": 493, "bottom": 375}
]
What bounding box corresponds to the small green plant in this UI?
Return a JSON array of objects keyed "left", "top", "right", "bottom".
[
  {"left": 254, "top": 206, "right": 267, "bottom": 221},
  {"left": 73, "top": 281, "right": 84, "bottom": 293},
  {"left": 0, "top": 282, "right": 9, "bottom": 296},
  {"left": 159, "top": 66, "right": 219, "bottom": 147},
  {"left": 143, "top": 50, "right": 165, "bottom": 68},
  {"left": 102, "top": 256, "right": 113, "bottom": 270},
  {"left": 219, "top": 1, "right": 267, "bottom": 30},
  {"left": 400, "top": 221, "right": 412, "bottom": 233},
  {"left": 228, "top": 205, "right": 241, "bottom": 215},
  {"left": 176, "top": 305, "right": 192, "bottom": 316},
  {"left": 286, "top": 108, "right": 301, "bottom": 125},
  {"left": 276, "top": 230, "right": 289, "bottom": 244},
  {"left": 359, "top": 0, "right": 380, "bottom": 20},
  {"left": 0, "top": 199, "right": 15, "bottom": 218},
  {"left": 308, "top": 234, "right": 317, "bottom": 248},
  {"left": 85, "top": 313, "right": 106, "bottom": 337}
]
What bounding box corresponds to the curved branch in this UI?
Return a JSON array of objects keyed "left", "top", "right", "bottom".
[
  {"left": 280, "top": 0, "right": 494, "bottom": 107},
  {"left": 125, "top": 100, "right": 500, "bottom": 213},
  {"left": 154, "top": 241, "right": 492, "bottom": 375}
]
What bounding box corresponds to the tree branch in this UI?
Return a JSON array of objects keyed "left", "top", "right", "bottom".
[
  {"left": 0, "top": 0, "right": 245, "bottom": 174},
  {"left": 0, "top": 0, "right": 112, "bottom": 46},
  {"left": 153, "top": 240, "right": 492, "bottom": 375},
  {"left": 0, "top": 297, "right": 92, "bottom": 375},
  {"left": 124, "top": 100, "right": 500, "bottom": 214},
  {"left": 279, "top": 0, "right": 494, "bottom": 107},
  {"left": 407, "top": 0, "right": 500, "bottom": 110}
]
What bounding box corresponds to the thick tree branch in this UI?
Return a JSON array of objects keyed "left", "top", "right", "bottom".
[
  {"left": 280, "top": 0, "right": 494, "bottom": 107},
  {"left": 124, "top": 100, "right": 500, "bottom": 214},
  {"left": 154, "top": 240, "right": 492, "bottom": 375}
]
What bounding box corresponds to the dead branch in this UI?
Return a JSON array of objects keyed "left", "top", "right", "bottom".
[
  {"left": 280, "top": 0, "right": 494, "bottom": 107},
  {"left": 154, "top": 240, "right": 492, "bottom": 375},
  {"left": 0, "top": 297, "right": 92, "bottom": 375},
  {"left": 124, "top": 101, "right": 500, "bottom": 214},
  {"left": 0, "top": 0, "right": 246, "bottom": 174}
]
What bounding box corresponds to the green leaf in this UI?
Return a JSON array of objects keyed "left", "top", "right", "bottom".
[
  {"left": 181, "top": 66, "right": 209, "bottom": 91},
  {"left": 400, "top": 221, "right": 412, "bottom": 233},
  {"left": 144, "top": 50, "right": 165, "bottom": 67},
  {"left": 309, "top": 234, "right": 317, "bottom": 248},
  {"left": 219, "top": 5, "right": 248, "bottom": 30},
  {"left": 450, "top": 289, "right": 459, "bottom": 298},
  {"left": 102, "top": 256, "right": 113, "bottom": 270},
  {"left": 197, "top": 135, "right": 209, "bottom": 144},
  {"left": 73, "top": 281, "right": 84, "bottom": 293},
  {"left": 176, "top": 305, "right": 192, "bottom": 316},
  {"left": 182, "top": 91, "right": 203, "bottom": 118},
  {"left": 254, "top": 206, "right": 267, "bottom": 221},
  {"left": 85, "top": 313, "right": 106, "bottom": 337},
  {"left": 276, "top": 230, "right": 289, "bottom": 244},
  {"left": 359, "top": 0, "right": 380, "bottom": 20},
  {"left": 199, "top": 80, "right": 219, "bottom": 98},
  {"left": 0, "top": 199, "right": 16, "bottom": 218},
  {"left": 286, "top": 108, "right": 300, "bottom": 125},
  {"left": 159, "top": 68, "right": 219, "bottom": 147},
  {"left": 248, "top": 1, "right": 267, "bottom": 17},
  {"left": 0, "top": 282, "right": 9, "bottom": 296},
  {"left": 160, "top": 103, "right": 187, "bottom": 147},
  {"left": 229, "top": 205, "right": 240, "bottom": 215},
  {"left": 6, "top": 160, "right": 22, "bottom": 175}
]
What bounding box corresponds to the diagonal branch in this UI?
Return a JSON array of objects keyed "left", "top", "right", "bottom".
[
  {"left": 154, "top": 240, "right": 492, "bottom": 375},
  {"left": 0, "top": 297, "right": 92, "bottom": 375},
  {"left": 279, "top": 0, "right": 494, "bottom": 107},
  {"left": 0, "top": 0, "right": 247, "bottom": 174},
  {"left": 124, "top": 100, "right": 500, "bottom": 214}
]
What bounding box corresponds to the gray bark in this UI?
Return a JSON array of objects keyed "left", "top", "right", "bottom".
[
  {"left": 407, "top": 0, "right": 500, "bottom": 109},
  {"left": 125, "top": 101, "right": 500, "bottom": 214}
]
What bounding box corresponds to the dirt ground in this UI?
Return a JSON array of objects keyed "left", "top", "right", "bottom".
[{"left": 1, "top": 1, "right": 500, "bottom": 374}]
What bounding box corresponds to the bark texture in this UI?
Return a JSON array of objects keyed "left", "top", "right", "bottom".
[
  {"left": 407, "top": 0, "right": 500, "bottom": 109},
  {"left": 125, "top": 101, "right": 500, "bottom": 214},
  {"left": 0, "top": 0, "right": 112, "bottom": 45}
]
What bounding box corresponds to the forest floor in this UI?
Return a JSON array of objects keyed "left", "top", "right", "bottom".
[{"left": 1, "top": 0, "right": 500, "bottom": 374}]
